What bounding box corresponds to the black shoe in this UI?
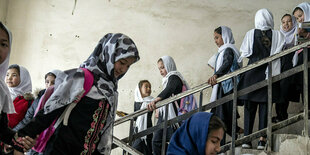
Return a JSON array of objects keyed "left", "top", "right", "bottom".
[
  {"left": 257, "top": 140, "right": 266, "bottom": 150},
  {"left": 272, "top": 116, "right": 281, "bottom": 123}
]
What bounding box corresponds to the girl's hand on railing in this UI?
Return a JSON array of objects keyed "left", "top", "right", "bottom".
[
  {"left": 207, "top": 74, "right": 218, "bottom": 86},
  {"left": 147, "top": 97, "right": 161, "bottom": 111}
]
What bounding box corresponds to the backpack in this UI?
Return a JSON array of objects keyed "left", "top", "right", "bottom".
[
  {"left": 32, "top": 68, "right": 94, "bottom": 153},
  {"left": 176, "top": 85, "right": 197, "bottom": 116}
]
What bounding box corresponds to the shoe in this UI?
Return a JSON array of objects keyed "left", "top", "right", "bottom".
[
  {"left": 257, "top": 140, "right": 266, "bottom": 150},
  {"left": 272, "top": 116, "right": 281, "bottom": 123},
  {"left": 241, "top": 143, "right": 252, "bottom": 149}
]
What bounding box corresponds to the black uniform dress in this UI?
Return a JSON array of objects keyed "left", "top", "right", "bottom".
[
  {"left": 274, "top": 43, "right": 301, "bottom": 122},
  {"left": 238, "top": 29, "right": 280, "bottom": 137},
  {"left": 211, "top": 48, "right": 241, "bottom": 145},
  {"left": 152, "top": 75, "right": 182, "bottom": 155},
  {"left": 131, "top": 101, "right": 153, "bottom": 155},
  {"left": 18, "top": 96, "right": 110, "bottom": 155}
]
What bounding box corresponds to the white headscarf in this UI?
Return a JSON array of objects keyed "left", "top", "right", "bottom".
[
  {"left": 0, "top": 22, "right": 15, "bottom": 114},
  {"left": 159, "top": 56, "right": 189, "bottom": 120},
  {"left": 134, "top": 84, "right": 153, "bottom": 141},
  {"left": 8, "top": 65, "right": 32, "bottom": 100},
  {"left": 280, "top": 15, "right": 298, "bottom": 46},
  {"left": 210, "top": 26, "right": 241, "bottom": 102},
  {"left": 239, "top": 9, "right": 285, "bottom": 78},
  {"left": 295, "top": 2, "right": 310, "bottom": 22}
]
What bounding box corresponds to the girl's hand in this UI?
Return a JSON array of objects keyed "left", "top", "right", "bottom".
[
  {"left": 147, "top": 97, "right": 161, "bottom": 111},
  {"left": 208, "top": 75, "right": 218, "bottom": 86},
  {"left": 21, "top": 136, "right": 38, "bottom": 152},
  {"left": 155, "top": 109, "right": 159, "bottom": 118}
]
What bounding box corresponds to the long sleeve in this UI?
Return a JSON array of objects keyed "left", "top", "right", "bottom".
[
  {"left": 158, "top": 75, "right": 183, "bottom": 100},
  {"left": 13, "top": 97, "right": 39, "bottom": 131},
  {"left": 18, "top": 105, "right": 66, "bottom": 139},
  {"left": 215, "top": 48, "right": 234, "bottom": 77}
]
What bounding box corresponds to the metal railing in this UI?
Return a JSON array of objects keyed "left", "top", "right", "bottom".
[{"left": 113, "top": 41, "right": 310, "bottom": 155}]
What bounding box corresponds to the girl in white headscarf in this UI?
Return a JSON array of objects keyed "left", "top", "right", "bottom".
[
  {"left": 131, "top": 80, "right": 154, "bottom": 155},
  {"left": 293, "top": 2, "right": 310, "bottom": 39},
  {"left": 0, "top": 22, "right": 36, "bottom": 154},
  {"left": 147, "top": 55, "right": 189, "bottom": 155},
  {"left": 238, "top": 9, "right": 285, "bottom": 150},
  {"left": 207, "top": 26, "right": 242, "bottom": 145},
  {"left": 273, "top": 14, "right": 300, "bottom": 123}
]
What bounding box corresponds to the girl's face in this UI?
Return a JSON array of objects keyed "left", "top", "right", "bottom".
[
  {"left": 114, "top": 56, "right": 136, "bottom": 79},
  {"left": 0, "top": 28, "right": 9, "bottom": 64},
  {"left": 214, "top": 32, "right": 224, "bottom": 48},
  {"left": 5, "top": 68, "right": 20, "bottom": 87},
  {"left": 45, "top": 75, "right": 56, "bottom": 88},
  {"left": 140, "top": 82, "right": 151, "bottom": 98},
  {"left": 294, "top": 9, "right": 304, "bottom": 23},
  {"left": 157, "top": 60, "right": 167, "bottom": 77},
  {"left": 281, "top": 16, "right": 293, "bottom": 32},
  {"left": 205, "top": 128, "right": 224, "bottom": 155}
]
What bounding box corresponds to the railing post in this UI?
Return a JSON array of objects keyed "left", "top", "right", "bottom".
[
  {"left": 303, "top": 47, "right": 308, "bottom": 137},
  {"left": 126, "top": 118, "right": 135, "bottom": 154},
  {"left": 231, "top": 76, "right": 238, "bottom": 155},
  {"left": 199, "top": 91, "right": 203, "bottom": 112},
  {"left": 267, "top": 62, "right": 273, "bottom": 152},
  {"left": 161, "top": 104, "right": 169, "bottom": 155}
]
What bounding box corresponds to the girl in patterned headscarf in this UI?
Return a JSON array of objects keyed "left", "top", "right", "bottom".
[
  {"left": 207, "top": 26, "right": 242, "bottom": 145},
  {"left": 18, "top": 33, "right": 140, "bottom": 155}
]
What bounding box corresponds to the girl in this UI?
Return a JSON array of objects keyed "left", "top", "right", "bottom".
[
  {"left": 147, "top": 55, "right": 190, "bottom": 155},
  {"left": 131, "top": 80, "right": 153, "bottom": 155},
  {"left": 0, "top": 21, "right": 36, "bottom": 154},
  {"left": 5, "top": 64, "right": 34, "bottom": 129},
  {"left": 207, "top": 26, "right": 242, "bottom": 145},
  {"left": 238, "top": 9, "right": 285, "bottom": 149},
  {"left": 18, "top": 33, "right": 140, "bottom": 155},
  {"left": 293, "top": 2, "right": 310, "bottom": 39},
  {"left": 167, "top": 112, "right": 226, "bottom": 155},
  {"left": 273, "top": 14, "right": 299, "bottom": 123}
]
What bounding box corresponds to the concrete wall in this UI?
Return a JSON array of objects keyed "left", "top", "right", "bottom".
[{"left": 0, "top": 0, "right": 305, "bottom": 154}]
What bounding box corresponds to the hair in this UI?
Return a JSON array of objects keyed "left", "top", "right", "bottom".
[
  {"left": 208, "top": 115, "right": 226, "bottom": 136},
  {"left": 8, "top": 64, "right": 20, "bottom": 76},
  {"left": 293, "top": 7, "right": 303, "bottom": 15},
  {"left": 45, "top": 72, "right": 56, "bottom": 80},
  {"left": 281, "top": 14, "right": 292, "bottom": 21},
  {"left": 157, "top": 58, "right": 163, "bottom": 63},
  {"left": 138, "top": 80, "right": 151, "bottom": 89},
  {"left": 0, "top": 22, "right": 9, "bottom": 38},
  {"left": 214, "top": 27, "right": 222, "bottom": 35}
]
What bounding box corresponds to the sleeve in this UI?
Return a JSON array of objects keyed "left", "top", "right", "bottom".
[
  {"left": 13, "top": 97, "right": 40, "bottom": 131},
  {"left": 158, "top": 75, "right": 183, "bottom": 100},
  {"left": 214, "top": 49, "right": 234, "bottom": 77},
  {"left": 0, "top": 112, "right": 24, "bottom": 152},
  {"left": 17, "top": 105, "right": 66, "bottom": 139}
]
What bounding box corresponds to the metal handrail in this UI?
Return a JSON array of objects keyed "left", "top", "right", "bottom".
[{"left": 115, "top": 41, "right": 310, "bottom": 126}]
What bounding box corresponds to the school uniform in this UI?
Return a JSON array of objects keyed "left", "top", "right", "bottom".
[
  {"left": 152, "top": 56, "right": 189, "bottom": 155},
  {"left": 238, "top": 9, "right": 285, "bottom": 148},
  {"left": 130, "top": 85, "right": 154, "bottom": 155},
  {"left": 210, "top": 26, "right": 242, "bottom": 145},
  {"left": 18, "top": 33, "right": 140, "bottom": 155}
]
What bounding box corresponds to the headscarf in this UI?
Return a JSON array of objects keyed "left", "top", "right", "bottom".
[
  {"left": 280, "top": 14, "right": 298, "bottom": 45},
  {"left": 167, "top": 112, "right": 213, "bottom": 155},
  {"left": 210, "top": 26, "right": 240, "bottom": 102},
  {"left": 159, "top": 56, "right": 189, "bottom": 120},
  {"left": 0, "top": 22, "right": 15, "bottom": 114},
  {"left": 238, "top": 8, "right": 285, "bottom": 78},
  {"left": 8, "top": 65, "right": 32, "bottom": 101},
  {"left": 294, "top": 2, "right": 310, "bottom": 22},
  {"left": 43, "top": 33, "right": 139, "bottom": 154},
  {"left": 134, "top": 84, "right": 153, "bottom": 141}
]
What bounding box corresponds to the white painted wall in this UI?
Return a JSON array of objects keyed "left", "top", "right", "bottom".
[{"left": 0, "top": 0, "right": 305, "bottom": 154}]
